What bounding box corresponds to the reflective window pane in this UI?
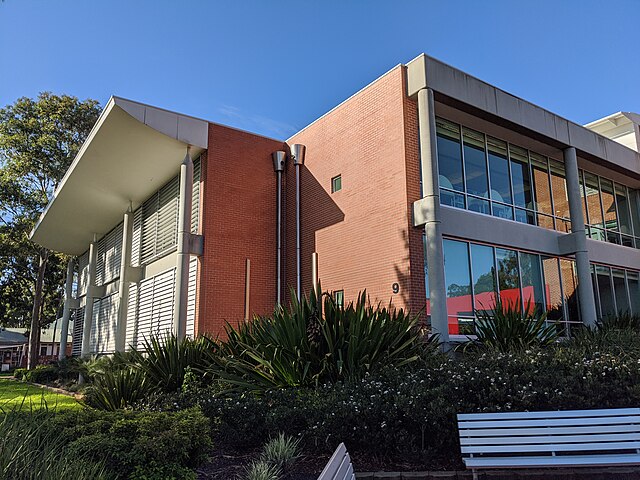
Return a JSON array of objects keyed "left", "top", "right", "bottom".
[
  {"left": 462, "top": 128, "right": 489, "bottom": 197},
  {"left": 542, "top": 256, "right": 564, "bottom": 322},
  {"left": 600, "top": 178, "right": 618, "bottom": 232},
  {"left": 443, "top": 239, "right": 473, "bottom": 335},
  {"left": 496, "top": 248, "right": 520, "bottom": 308},
  {"left": 515, "top": 208, "right": 536, "bottom": 225},
  {"left": 492, "top": 202, "right": 513, "bottom": 220},
  {"left": 468, "top": 196, "right": 490, "bottom": 214},
  {"left": 612, "top": 268, "right": 629, "bottom": 314},
  {"left": 520, "top": 252, "right": 545, "bottom": 314},
  {"left": 488, "top": 137, "right": 512, "bottom": 205},
  {"left": 549, "top": 160, "right": 570, "bottom": 228},
  {"left": 509, "top": 145, "right": 533, "bottom": 209},
  {"left": 584, "top": 173, "right": 604, "bottom": 228},
  {"left": 531, "top": 153, "right": 552, "bottom": 215},
  {"left": 628, "top": 270, "right": 640, "bottom": 315},
  {"left": 615, "top": 184, "right": 633, "bottom": 236},
  {"left": 440, "top": 189, "right": 465, "bottom": 209},
  {"left": 629, "top": 189, "right": 640, "bottom": 237},
  {"left": 596, "top": 265, "right": 615, "bottom": 318},
  {"left": 470, "top": 243, "right": 497, "bottom": 313},
  {"left": 578, "top": 170, "right": 589, "bottom": 224},
  {"left": 560, "top": 259, "right": 580, "bottom": 323},
  {"left": 538, "top": 214, "right": 555, "bottom": 231},
  {"left": 436, "top": 119, "right": 464, "bottom": 192}
]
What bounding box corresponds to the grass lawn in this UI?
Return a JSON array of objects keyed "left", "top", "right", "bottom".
[{"left": 0, "top": 377, "right": 82, "bottom": 411}]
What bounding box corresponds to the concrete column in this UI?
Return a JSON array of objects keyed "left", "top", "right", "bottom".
[
  {"left": 563, "top": 147, "right": 598, "bottom": 327},
  {"left": 173, "top": 150, "right": 193, "bottom": 340},
  {"left": 58, "top": 258, "right": 75, "bottom": 360},
  {"left": 115, "top": 210, "right": 134, "bottom": 351},
  {"left": 417, "top": 88, "right": 450, "bottom": 346},
  {"left": 81, "top": 238, "right": 98, "bottom": 357}
]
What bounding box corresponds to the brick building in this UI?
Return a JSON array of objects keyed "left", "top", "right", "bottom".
[{"left": 30, "top": 54, "right": 640, "bottom": 354}]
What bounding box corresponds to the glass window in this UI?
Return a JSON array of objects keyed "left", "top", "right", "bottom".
[
  {"left": 468, "top": 197, "right": 490, "bottom": 214},
  {"left": 531, "top": 153, "right": 553, "bottom": 225},
  {"left": 331, "top": 175, "right": 342, "bottom": 193},
  {"left": 423, "top": 234, "right": 431, "bottom": 319},
  {"left": 436, "top": 119, "right": 464, "bottom": 192},
  {"left": 578, "top": 170, "right": 589, "bottom": 225},
  {"left": 509, "top": 146, "right": 533, "bottom": 209},
  {"left": 612, "top": 269, "right": 629, "bottom": 314},
  {"left": 462, "top": 128, "right": 489, "bottom": 198},
  {"left": 488, "top": 137, "right": 512, "bottom": 204},
  {"left": 600, "top": 178, "right": 618, "bottom": 232},
  {"left": 584, "top": 172, "right": 604, "bottom": 228},
  {"left": 542, "top": 256, "right": 564, "bottom": 323},
  {"left": 495, "top": 248, "right": 520, "bottom": 308},
  {"left": 627, "top": 270, "right": 640, "bottom": 315},
  {"left": 334, "top": 290, "right": 344, "bottom": 308},
  {"left": 443, "top": 239, "right": 473, "bottom": 335},
  {"left": 560, "top": 259, "right": 579, "bottom": 323},
  {"left": 615, "top": 184, "right": 632, "bottom": 236},
  {"left": 519, "top": 252, "right": 545, "bottom": 314},
  {"left": 549, "top": 160, "right": 570, "bottom": 229},
  {"left": 629, "top": 189, "right": 640, "bottom": 239},
  {"left": 470, "top": 243, "right": 497, "bottom": 313},
  {"left": 595, "top": 265, "right": 615, "bottom": 318}
]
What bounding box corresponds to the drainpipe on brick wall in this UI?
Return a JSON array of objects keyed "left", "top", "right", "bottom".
[
  {"left": 173, "top": 149, "right": 193, "bottom": 340},
  {"left": 563, "top": 147, "right": 598, "bottom": 328},
  {"left": 291, "top": 144, "right": 306, "bottom": 299},
  {"left": 115, "top": 208, "right": 134, "bottom": 351},
  {"left": 81, "top": 235, "right": 98, "bottom": 357},
  {"left": 58, "top": 257, "right": 75, "bottom": 360},
  {"left": 417, "top": 88, "right": 450, "bottom": 349},
  {"left": 272, "top": 151, "right": 287, "bottom": 304}
]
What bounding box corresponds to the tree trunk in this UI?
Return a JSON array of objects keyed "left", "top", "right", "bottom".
[{"left": 27, "top": 250, "right": 48, "bottom": 369}]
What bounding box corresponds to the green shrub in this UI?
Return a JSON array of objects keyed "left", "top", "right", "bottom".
[
  {"left": 471, "top": 297, "right": 559, "bottom": 352},
  {"left": 20, "top": 365, "right": 58, "bottom": 384},
  {"left": 242, "top": 460, "right": 281, "bottom": 480},
  {"left": 48, "top": 407, "right": 211, "bottom": 479},
  {"left": 0, "top": 411, "right": 107, "bottom": 479},
  {"left": 85, "top": 367, "right": 150, "bottom": 411},
  {"left": 12, "top": 368, "right": 27, "bottom": 380},
  {"left": 260, "top": 433, "right": 300, "bottom": 471},
  {"left": 598, "top": 311, "right": 640, "bottom": 331},
  {"left": 214, "top": 286, "right": 423, "bottom": 392}
]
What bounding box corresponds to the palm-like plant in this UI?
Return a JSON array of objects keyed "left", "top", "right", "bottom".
[{"left": 471, "top": 296, "right": 560, "bottom": 352}]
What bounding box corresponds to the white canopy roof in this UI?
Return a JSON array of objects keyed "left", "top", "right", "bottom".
[{"left": 30, "top": 97, "right": 208, "bottom": 255}]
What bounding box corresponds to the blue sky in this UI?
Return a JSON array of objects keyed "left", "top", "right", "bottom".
[{"left": 1, "top": 0, "right": 638, "bottom": 139}]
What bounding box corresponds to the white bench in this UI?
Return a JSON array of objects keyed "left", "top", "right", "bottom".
[
  {"left": 317, "top": 443, "right": 355, "bottom": 480},
  {"left": 458, "top": 408, "right": 640, "bottom": 479}
]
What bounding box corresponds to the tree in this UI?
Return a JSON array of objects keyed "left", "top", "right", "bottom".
[{"left": 0, "top": 93, "right": 101, "bottom": 368}]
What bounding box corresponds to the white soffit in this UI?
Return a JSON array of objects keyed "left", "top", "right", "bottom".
[{"left": 30, "top": 97, "right": 208, "bottom": 255}]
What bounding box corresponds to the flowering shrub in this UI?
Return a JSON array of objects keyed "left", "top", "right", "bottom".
[{"left": 193, "top": 334, "right": 640, "bottom": 468}]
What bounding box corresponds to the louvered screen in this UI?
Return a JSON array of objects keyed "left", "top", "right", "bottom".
[
  {"left": 133, "top": 268, "right": 176, "bottom": 350},
  {"left": 191, "top": 156, "right": 201, "bottom": 234},
  {"left": 89, "top": 294, "right": 118, "bottom": 354},
  {"left": 71, "top": 306, "right": 85, "bottom": 356},
  {"left": 77, "top": 251, "right": 89, "bottom": 297},
  {"left": 140, "top": 192, "right": 159, "bottom": 264},
  {"left": 96, "top": 223, "right": 123, "bottom": 286},
  {"left": 131, "top": 207, "right": 142, "bottom": 267},
  {"left": 186, "top": 257, "right": 198, "bottom": 338},
  {"left": 157, "top": 176, "right": 179, "bottom": 255},
  {"left": 125, "top": 283, "right": 138, "bottom": 351}
]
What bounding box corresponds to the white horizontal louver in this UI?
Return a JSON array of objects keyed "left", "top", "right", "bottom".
[
  {"left": 89, "top": 294, "right": 118, "bottom": 354},
  {"left": 71, "top": 306, "right": 85, "bottom": 357},
  {"left": 77, "top": 251, "right": 89, "bottom": 297},
  {"left": 134, "top": 268, "right": 176, "bottom": 349},
  {"left": 186, "top": 257, "right": 198, "bottom": 338},
  {"left": 96, "top": 223, "right": 123, "bottom": 286},
  {"left": 191, "top": 156, "right": 201, "bottom": 234},
  {"left": 140, "top": 175, "right": 179, "bottom": 265},
  {"left": 131, "top": 207, "right": 142, "bottom": 268}
]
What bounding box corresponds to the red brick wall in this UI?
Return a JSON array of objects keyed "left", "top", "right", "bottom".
[
  {"left": 284, "top": 66, "right": 425, "bottom": 315},
  {"left": 197, "top": 124, "right": 286, "bottom": 337}
]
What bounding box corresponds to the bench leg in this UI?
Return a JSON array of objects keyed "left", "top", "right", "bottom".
[{"left": 472, "top": 469, "right": 478, "bottom": 480}]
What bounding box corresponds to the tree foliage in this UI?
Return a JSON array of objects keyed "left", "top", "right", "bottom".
[{"left": 0, "top": 93, "right": 100, "bottom": 362}]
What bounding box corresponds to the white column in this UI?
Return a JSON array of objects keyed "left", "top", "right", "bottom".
[
  {"left": 81, "top": 238, "right": 98, "bottom": 357},
  {"left": 417, "top": 88, "right": 450, "bottom": 347},
  {"left": 173, "top": 150, "right": 193, "bottom": 340},
  {"left": 58, "top": 258, "right": 75, "bottom": 360},
  {"left": 563, "top": 147, "right": 598, "bottom": 327},
  {"left": 115, "top": 210, "right": 134, "bottom": 351}
]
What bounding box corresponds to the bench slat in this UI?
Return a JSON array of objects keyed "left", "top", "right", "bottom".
[
  {"left": 459, "top": 415, "right": 640, "bottom": 429},
  {"left": 334, "top": 454, "right": 352, "bottom": 480},
  {"left": 461, "top": 432, "right": 640, "bottom": 445},
  {"left": 317, "top": 443, "right": 347, "bottom": 480},
  {"left": 460, "top": 424, "right": 640, "bottom": 437},
  {"left": 462, "top": 440, "right": 640, "bottom": 454},
  {"left": 458, "top": 408, "right": 640, "bottom": 421},
  {"left": 464, "top": 453, "right": 640, "bottom": 469}
]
